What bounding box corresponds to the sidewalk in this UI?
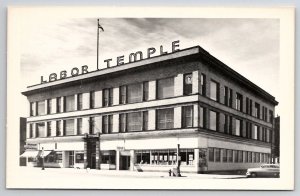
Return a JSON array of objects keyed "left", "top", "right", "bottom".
[{"left": 21, "top": 167, "right": 246, "bottom": 179}]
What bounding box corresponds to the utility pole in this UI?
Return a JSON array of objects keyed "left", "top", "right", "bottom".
[{"left": 96, "top": 19, "right": 100, "bottom": 70}]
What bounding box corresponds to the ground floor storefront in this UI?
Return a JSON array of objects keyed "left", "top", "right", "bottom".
[{"left": 22, "top": 134, "right": 271, "bottom": 173}]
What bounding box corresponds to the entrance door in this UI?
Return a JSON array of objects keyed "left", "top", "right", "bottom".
[
  {"left": 90, "top": 153, "right": 96, "bottom": 169},
  {"left": 69, "top": 151, "right": 74, "bottom": 168},
  {"left": 120, "top": 156, "right": 130, "bottom": 170}
]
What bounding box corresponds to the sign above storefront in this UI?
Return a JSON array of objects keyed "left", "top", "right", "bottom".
[{"left": 40, "top": 40, "right": 180, "bottom": 84}]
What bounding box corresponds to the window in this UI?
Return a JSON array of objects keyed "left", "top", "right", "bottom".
[
  {"left": 64, "top": 119, "right": 74, "bottom": 136},
  {"left": 143, "top": 81, "right": 149, "bottom": 101},
  {"left": 262, "top": 106, "right": 268, "bottom": 121},
  {"left": 156, "top": 108, "right": 174, "bottom": 130},
  {"left": 227, "top": 149, "right": 233, "bottom": 162},
  {"left": 222, "top": 149, "right": 227, "bottom": 162},
  {"left": 36, "top": 122, "right": 45, "bottom": 137},
  {"left": 236, "top": 93, "right": 243, "bottom": 111},
  {"left": 182, "top": 106, "right": 193, "bottom": 128},
  {"left": 238, "top": 151, "right": 243, "bottom": 163},
  {"left": 209, "top": 111, "right": 218, "bottom": 131},
  {"left": 65, "top": 95, "right": 75, "bottom": 112},
  {"left": 75, "top": 152, "right": 84, "bottom": 163},
  {"left": 248, "top": 151, "right": 252, "bottom": 163},
  {"left": 30, "top": 102, "right": 35, "bottom": 116},
  {"left": 199, "top": 106, "right": 205, "bottom": 128},
  {"left": 127, "top": 83, "right": 143, "bottom": 103},
  {"left": 269, "top": 110, "right": 273, "bottom": 123},
  {"left": 102, "top": 115, "right": 113, "bottom": 133},
  {"left": 233, "top": 150, "right": 238, "bottom": 163},
  {"left": 47, "top": 99, "right": 52, "bottom": 114},
  {"left": 103, "top": 88, "right": 113, "bottom": 107},
  {"left": 29, "top": 124, "right": 33, "bottom": 138},
  {"left": 37, "top": 101, "right": 45, "bottom": 115},
  {"left": 77, "top": 118, "right": 82, "bottom": 135},
  {"left": 89, "top": 117, "right": 95, "bottom": 134},
  {"left": 235, "top": 119, "right": 242, "bottom": 136},
  {"left": 183, "top": 73, "right": 193, "bottom": 95},
  {"left": 56, "top": 121, "right": 61, "bottom": 136},
  {"left": 209, "top": 148, "right": 214, "bottom": 162},
  {"left": 246, "top": 122, "right": 252, "bottom": 139},
  {"left": 200, "top": 73, "right": 206, "bottom": 96},
  {"left": 127, "top": 112, "right": 143, "bottom": 132},
  {"left": 143, "top": 111, "right": 148, "bottom": 131},
  {"left": 47, "top": 121, "right": 51, "bottom": 137},
  {"left": 120, "top": 85, "right": 127, "bottom": 104},
  {"left": 256, "top": 153, "right": 260, "bottom": 163},
  {"left": 210, "top": 80, "right": 219, "bottom": 101},
  {"left": 135, "top": 150, "right": 151, "bottom": 165},
  {"left": 157, "top": 77, "right": 174, "bottom": 99},
  {"left": 119, "top": 113, "right": 126, "bottom": 132},
  {"left": 215, "top": 148, "right": 221, "bottom": 162},
  {"left": 101, "top": 151, "right": 116, "bottom": 164},
  {"left": 244, "top": 151, "right": 248, "bottom": 163},
  {"left": 224, "top": 114, "right": 229, "bottom": 134},
  {"left": 224, "top": 86, "right": 233, "bottom": 107},
  {"left": 56, "top": 97, "right": 61, "bottom": 113},
  {"left": 266, "top": 129, "right": 270, "bottom": 143},
  {"left": 254, "top": 103, "right": 260, "bottom": 118},
  {"left": 77, "top": 93, "right": 82, "bottom": 110},
  {"left": 90, "top": 91, "right": 95, "bottom": 109},
  {"left": 252, "top": 152, "right": 256, "bottom": 163},
  {"left": 253, "top": 125, "right": 258, "bottom": 140}
]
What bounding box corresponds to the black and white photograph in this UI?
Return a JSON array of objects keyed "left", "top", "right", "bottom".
[{"left": 6, "top": 6, "right": 294, "bottom": 190}]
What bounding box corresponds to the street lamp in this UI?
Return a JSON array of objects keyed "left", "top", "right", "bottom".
[{"left": 41, "top": 147, "right": 45, "bottom": 170}]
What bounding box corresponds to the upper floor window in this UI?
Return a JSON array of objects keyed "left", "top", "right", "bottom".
[
  {"left": 199, "top": 106, "right": 205, "bottom": 128},
  {"left": 119, "top": 113, "right": 127, "bottom": 132},
  {"left": 236, "top": 93, "right": 243, "bottom": 112},
  {"left": 143, "top": 111, "right": 148, "bottom": 131},
  {"left": 29, "top": 124, "right": 33, "bottom": 138},
  {"left": 246, "top": 121, "right": 252, "bottom": 139},
  {"left": 183, "top": 73, "right": 193, "bottom": 95},
  {"left": 143, "top": 81, "right": 149, "bottom": 101},
  {"left": 246, "top": 97, "right": 252, "bottom": 115},
  {"left": 37, "top": 101, "right": 45, "bottom": 115},
  {"left": 224, "top": 86, "right": 232, "bottom": 107},
  {"left": 235, "top": 119, "right": 242, "bottom": 136},
  {"left": 103, "top": 88, "right": 113, "bottom": 107},
  {"left": 56, "top": 97, "right": 61, "bottom": 113},
  {"left": 90, "top": 91, "right": 95, "bottom": 109},
  {"left": 269, "top": 110, "right": 273, "bottom": 123},
  {"left": 210, "top": 80, "right": 219, "bottom": 102},
  {"left": 128, "top": 83, "right": 143, "bottom": 103},
  {"left": 182, "top": 106, "right": 193, "bottom": 128},
  {"left": 65, "top": 95, "right": 75, "bottom": 112},
  {"left": 200, "top": 73, "right": 206, "bottom": 96},
  {"left": 36, "top": 122, "right": 45, "bottom": 137},
  {"left": 77, "top": 93, "right": 83, "bottom": 110},
  {"left": 89, "top": 117, "right": 96, "bottom": 134},
  {"left": 254, "top": 103, "right": 260, "bottom": 118},
  {"left": 102, "top": 115, "right": 113, "bottom": 134},
  {"left": 157, "top": 77, "right": 174, "bottom": 99},
  {"left": 64, "top": 119, "right": 74, "bottom": 136},
  {"left": 156, "top": 108, "right": 174, "bottom": 129},
  {"left": 47, "top": 121, "right": 51, "bottom": 137},
  {"left": 77, "top": 118, "right": 82, "bottom": 135},
  {"left": 56, "top": 120, "right": 61, "bottom": 136},
  {"left": 47, "top": 99, "right": 52, "bottom": 114},
  {"left": 209, "top": 110, "right": 219, "bottom": 131},
  {"left": 30, "top": 102, "right": 35, "bottom": 116},
  {"left": 253, "top": 125, "right": 258, "bottom": 140},
  {"left": 120, "top": 86, "right": 127, "bottom": 104},
  {"left": 127, "top": 112, "right": 143, "bottom": 132}
]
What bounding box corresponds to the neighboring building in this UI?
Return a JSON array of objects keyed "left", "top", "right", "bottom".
[
  {"left": 19, "top": 117, "right": 27, "bottom": 166},
  {"left": 21, "top": 45, "right": 278, "bottom": 173},
  {"left": 272, "top": 116, "right": 280, "bottom": 163}
]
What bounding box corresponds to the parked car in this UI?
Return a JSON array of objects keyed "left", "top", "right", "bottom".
[{"left": 246, "top": 164, "right": 280, "bottom": 178}]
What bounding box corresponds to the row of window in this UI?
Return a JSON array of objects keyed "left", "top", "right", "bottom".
[
  {"left": 210, "top": 80, "right": 274, "bottom": 123},
  {"left": 208, "top": 148, "right": 271, "bottom": 164},
  {"left": 28, "top": 106, "right": 272, "bottom": 144},
  {"left": 30, "top": 74, "right": 274, "bottom": 124}
]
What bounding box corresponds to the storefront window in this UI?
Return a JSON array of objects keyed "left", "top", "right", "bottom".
[
  {"left": 208, "top": 148, "right": 214, "bottom": 162},
  {"left": 75, "top": 152, "right": 84, "bottom": 163},
  {"left": 227, "top": 149, "right": 233, "bottom": 162},
  {"left": 101, "top": 151, "right": 116, "bottom": 164},
  {"left": 136, "top": 150, "right": 150, "bottom": 164},
  {"left": 215, "top": 148, "right": 221, "bottom": 162}
]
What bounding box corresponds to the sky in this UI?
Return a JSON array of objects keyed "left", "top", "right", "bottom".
[{"left": 20, "top": 18, "right": 280, "bottom": 115}]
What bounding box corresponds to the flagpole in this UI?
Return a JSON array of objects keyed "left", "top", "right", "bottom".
[{"left": 97, "top": 19, "right": 100, "bottom": 70}]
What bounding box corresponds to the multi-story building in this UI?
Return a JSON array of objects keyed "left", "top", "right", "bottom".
[{"left": 21, "top": 45, "right": 278, "bottom": 173}]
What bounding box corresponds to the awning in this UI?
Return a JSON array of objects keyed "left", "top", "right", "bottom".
[
  {"left": 20, "top": 151, "right": 40, "bottom": 158},
  {"left": 40, "top": 150, "right": 52, "bottom": 157}
]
